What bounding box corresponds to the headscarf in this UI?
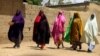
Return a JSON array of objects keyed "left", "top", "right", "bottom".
[
  {"left": 84, "top": 13, "right": 98, "bottom": 36},
  {"left": 55, "top": 11, "right": 66, "bottom": 24},
  {"left": 52, "top": 11, "right": 66, "bottom": 36},
  {"left": 55, "top": 11, "right": 66, "bottom": 32},
  {"left": 91, "top": 13, "right": 98, "bottom": 36},
  {"left": 12, "top": 10, "right": 24, "bottom": 23},
  {"left": 34, "top": 10, "right": 44, "bottom": 23},
  {"left": 52, "top": 11, "right": 66, "bottom": 43}
]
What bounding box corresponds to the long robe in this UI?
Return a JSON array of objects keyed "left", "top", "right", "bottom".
[
  {"left": 64, "top": 17, "right": 74, "bottom": 42},
  {"left": 8, "top": 11, "right": 24, "bottom": 43},
  {"left": 52, "top": 12, "right": 66, "bottom": 44},
  {"left": 33, "top": 14, "right": 50, "bottom": 44},
  {"left": 70, "top": 18, "right": 83, "bottom": 44},
  {"left": 80, "top": 14, "right": 99, "bottom": 45},
  {"left": 33, "top": 15, "right": 41, "bottom": 44}
]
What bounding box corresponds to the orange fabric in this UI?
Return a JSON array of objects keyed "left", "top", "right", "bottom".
[{"left": 70, "top": 18, "right": 83, "bottom": 44}]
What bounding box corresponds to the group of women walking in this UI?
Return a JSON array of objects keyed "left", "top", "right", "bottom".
[{"left": 8, "top": 9, "right": 99, "bottom": 53}]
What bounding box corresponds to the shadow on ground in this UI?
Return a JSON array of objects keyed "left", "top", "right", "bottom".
[
  {"left": 17, "top": 54, "right": 52, "bottom": 56},
  {"left": 47, "top": 47, "right": 57, "bottom": 49},
  {"left": 2, "top": 47, "right": 15, "bottom": 49},
  {"left": 64, "top": 47, "right": 87, "bottom": 53},
  {"left": 28, "top": 46, "right": 47, "bottom": 50}
]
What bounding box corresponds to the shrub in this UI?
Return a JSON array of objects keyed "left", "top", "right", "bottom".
[{"left": 26, "top": 0, "right": 41, "bottom": 5}]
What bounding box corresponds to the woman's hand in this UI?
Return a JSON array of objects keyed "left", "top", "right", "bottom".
[{"left": 8, "top": 22, "right": 14, "bottom": 26}]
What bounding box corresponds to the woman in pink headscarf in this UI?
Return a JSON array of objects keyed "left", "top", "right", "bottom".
[{"left": 52, "top": 11, "right": 66, "bottom": 49}]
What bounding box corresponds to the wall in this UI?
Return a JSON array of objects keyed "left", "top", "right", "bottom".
[
  {"left": 0, "top": 2, "right": 100, "bottom": 44},
  {"left": 0, "top": 0, "right": 25, "bottom": 44}
]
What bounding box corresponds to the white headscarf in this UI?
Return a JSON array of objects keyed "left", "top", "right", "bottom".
[
  {"left": 91, "top": 13, "right": 98, "bottom": 36},
  {"left": 85, "top": 13, "right": 98, "bottom": 36}
]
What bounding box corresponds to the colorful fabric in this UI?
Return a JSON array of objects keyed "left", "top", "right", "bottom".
[
  {"left": 64, "top": 13, "right": 83, "bottom": 45},
  {"left": 12, "top": 10, "right": 24, "bottom": 23},
  {"left": 8, "top": 10, "right": 24, "bottom": 42},
  {"left": 33, "top": 10, "right": 50, "bottom": 44},
  {"left": 52, "top": 11, "right": 66, "bottom": 44},
  {"left": 70, "top": 17, "right": 83, "bottom": 44},
  {"left": 64, "top": 17, "right": 74, "bottom": 42}
]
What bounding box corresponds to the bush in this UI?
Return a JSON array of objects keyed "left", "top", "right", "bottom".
[{"left": 26, "top": 0, "right": 41, "bottom": 5}]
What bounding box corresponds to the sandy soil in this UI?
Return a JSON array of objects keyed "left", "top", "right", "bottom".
[{"left": 0, "top": 37, "right": 100, "bottom": 56}]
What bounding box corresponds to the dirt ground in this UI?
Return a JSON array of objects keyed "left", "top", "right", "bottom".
[{"left": 0, "top": 37, "right": 100, "bottom": 56}]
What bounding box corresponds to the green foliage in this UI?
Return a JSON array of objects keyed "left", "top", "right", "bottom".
[
  {"left": 97, "top": 0, "right": 100, "bottom": 2},
  {"left": 91, "top": 0, "right": 100, "bottom": 2},
  {"left": 26, "top": 0, "right": 41, "bottom": 5}
]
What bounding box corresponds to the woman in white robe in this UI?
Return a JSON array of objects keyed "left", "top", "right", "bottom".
[{"left": 80, "top": 13, "right": 99, "bottom": 52}]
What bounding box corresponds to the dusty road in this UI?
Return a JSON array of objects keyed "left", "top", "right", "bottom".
[{"left": 0, "top": 37, "right": 100, "bottom": 56}]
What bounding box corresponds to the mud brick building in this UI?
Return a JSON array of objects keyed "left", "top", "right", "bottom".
[{"left": 0, "top": 0, "right": 25, "bottom": 15}]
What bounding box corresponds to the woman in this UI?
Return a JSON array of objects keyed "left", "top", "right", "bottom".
[
  {"left": 52, "top": 11, "right": 66, "bottom": 49},
  {"left": 70, "top": 13, "right": 83, "bottom": 50},
  {"left": 33, "top": 10, "right": 50, "bottom": 49},
  {"left": 8, "top": 10, "right": 24, "bottom": 48},
  {"left": 80, "top": 13, "right": 99, "bottom": 52}
]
